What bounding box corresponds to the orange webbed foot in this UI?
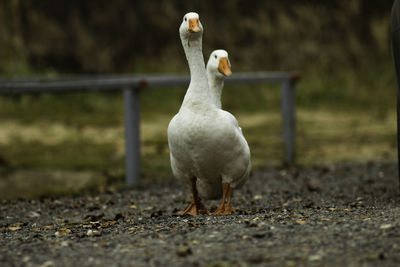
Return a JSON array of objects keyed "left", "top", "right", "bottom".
[
  {"left": 182, "top": 201, "right": 210, "bottom": 216},
  {"left": 182, "top": 177, "right": 210, "bottom": 216},
  {"left": 212, "top": 205, "right": 236, "bottom": 215},
  {"left": 225, "top": 205, "right": 237, "bottom": 213},
  {"left": 212, "top": 183, "right": 237, "bottom": 215}
]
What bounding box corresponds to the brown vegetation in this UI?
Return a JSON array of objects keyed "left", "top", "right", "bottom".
[{"left": 0, "top": 0, "right": 394, "bottom": 74}]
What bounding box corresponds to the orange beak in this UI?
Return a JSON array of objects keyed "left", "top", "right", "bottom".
[
  {"left": 188, "top": 18, "right": 200, "bottom": 33},
  {"left": 218, "top": 58, "right": 232, "bottom": 77}
]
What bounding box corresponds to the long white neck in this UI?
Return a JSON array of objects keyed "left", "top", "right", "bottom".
[
  {"left": 207, "top": 69, "right": 224, "bottom": 109},
  {"left": 180, "top": 36, "right": 211, "bottom": 107}
]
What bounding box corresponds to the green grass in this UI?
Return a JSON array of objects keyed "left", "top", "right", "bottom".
[{"left": 0, "top": 64, "right": 397, "bottom": 198}]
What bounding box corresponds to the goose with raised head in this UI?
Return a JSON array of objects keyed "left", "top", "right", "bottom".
[{"left": 167, "top": 13, "right": 251, "bottom": 216}]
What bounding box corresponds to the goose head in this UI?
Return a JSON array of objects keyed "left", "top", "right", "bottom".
[
  {"left": 207, "top": 49, "right": 232, "bottom": 77},
  {"left": 179, "top": 12, "right": 203, "bottom": 42}
]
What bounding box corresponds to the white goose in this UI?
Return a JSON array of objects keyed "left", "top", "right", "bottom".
[
  {"left": 206, "top": 49, "right": 232, "bottom": 108},
  {"left": 167, "top": 12, "right": 251, "bottom": 216}
]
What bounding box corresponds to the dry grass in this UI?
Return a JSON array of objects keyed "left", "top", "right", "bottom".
[
  {"left": 296, "top": 109, "right": 396, "bottom": 165},
  {"left": 0, "top": 106, "right": 395, "bottom": 198},
  {"left": 0, "top": 108, "right": 395, "bottom": 168}
]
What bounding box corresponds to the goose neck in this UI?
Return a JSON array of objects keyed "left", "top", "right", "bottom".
[
  {"left": 207, "top": 70, "right": 224, "bottom": 109},
  {"left": 183, "top": 38, "right": 207, "bottom": 84},
  {"left": 181, "top": 36, "right": 211, "bottom": 106}
]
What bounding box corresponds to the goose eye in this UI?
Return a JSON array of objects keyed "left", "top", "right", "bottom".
[
  {"left": 214, "top": 55, "right": 217, "bottom": 59},
  {"left": 184, "top": 17, "right": 187, "bottom": 22}
]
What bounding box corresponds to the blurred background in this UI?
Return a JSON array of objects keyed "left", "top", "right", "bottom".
[{"left": 0, "top": 0, "right": 396, "bottom": 198}]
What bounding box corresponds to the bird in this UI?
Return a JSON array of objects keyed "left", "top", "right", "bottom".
[
  {"left": 206, "top": 49, "right": 232, "bottom": 109},
  {"left": 206, "top": 49, "right": 251, "bottom": 214},
  {"left": 167, "top": 12, "right": 251, "bottom": 216}
]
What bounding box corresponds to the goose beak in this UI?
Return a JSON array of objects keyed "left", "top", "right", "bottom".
[
  {"left": 188, "top": 18, "right": 201, "bottom": 33},
  {"left": 218, "top": 58, "right": 232, "bottom": 77}
]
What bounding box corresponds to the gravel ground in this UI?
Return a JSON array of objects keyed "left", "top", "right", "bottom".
[{"left": 1, "top": 162, "right": 400, "bottom": 267}]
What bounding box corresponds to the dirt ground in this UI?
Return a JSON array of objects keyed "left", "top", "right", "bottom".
[{"left": 1, "top": 161, "right": 400, "bottom": 267}]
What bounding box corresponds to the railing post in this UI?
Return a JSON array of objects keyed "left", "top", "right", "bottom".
[
  {"left": 392, "top": 0, "right": 400, "bottom": 185},
  {"left": 123, "top": 87, "right": 141, "bottom": 187},
  {"left": 281, "top": 78, "right": 296, "bottom": 166}
]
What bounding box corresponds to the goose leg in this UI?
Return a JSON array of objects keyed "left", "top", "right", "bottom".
[
  {"left": 225, "top": 185, "right": 237, "bottom": 213},
  {"left": 213, "top": 183, "right": 236, "bottom": 215},
  {"left": 182, "top": 177, "right": 210, "bottom": 216}
]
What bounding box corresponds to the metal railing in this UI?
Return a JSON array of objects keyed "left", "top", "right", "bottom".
[{"left": 0, "top": 72, "right": 299, "bottom": 187}]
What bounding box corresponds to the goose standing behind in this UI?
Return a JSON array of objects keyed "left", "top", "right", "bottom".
[
  {"left": 206, "top": 49, "right": 232, "bottom": 108},
  {"left": 206, "top": 49, "right": 251, "bottom": 214},
  {"left": 167, "top": 13, "right": 251, "bottom": 215}
]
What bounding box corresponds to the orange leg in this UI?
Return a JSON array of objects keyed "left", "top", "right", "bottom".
[
  {"left": 182, "top": 177, "right": 210, "bottom": 216},
  {"left": 225, "top": 185, "right": 237, "bottom": 213},
  {"left": 213, "top": 183, "right": 236, "bottom": 215}
]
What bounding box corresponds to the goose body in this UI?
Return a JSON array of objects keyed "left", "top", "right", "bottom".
[{"left": 167, "top": 13, "right": 251, "bottom": 215}]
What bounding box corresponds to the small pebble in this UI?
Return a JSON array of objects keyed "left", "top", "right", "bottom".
[
  {"left": 380, "top": 224, "right": 393, "bottom": 230},
  {"left": 176, "top": 246, "right": 192, "bottom": 257},
  {"left": 309, "top": 255, "right": 322, "bottom": 261},
  {"left": 87, "top": 230, "right": 101, "bottom": 237},
  {"left": 39, "top": 261, "right": 54, "bottom": 267},
  {"left": 29, "top": 211, "right": 41, "bottom": 218}
]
